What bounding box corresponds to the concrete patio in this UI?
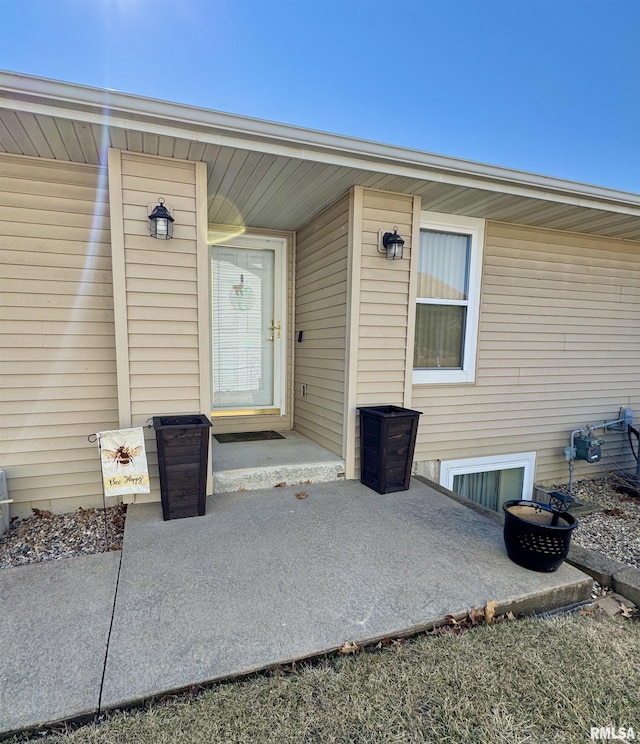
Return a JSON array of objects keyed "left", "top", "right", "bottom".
[{"left": 0, "top": 478, "right": 592, "bottom": 737}]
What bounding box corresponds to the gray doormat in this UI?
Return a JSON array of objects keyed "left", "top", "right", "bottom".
[{"left": 214, "top": 431, "right": 286, "bottom": 444}]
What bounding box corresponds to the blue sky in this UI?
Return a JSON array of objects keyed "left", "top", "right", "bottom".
[{"left": 2, "top": 0, "right": 639, "bottom": 192}]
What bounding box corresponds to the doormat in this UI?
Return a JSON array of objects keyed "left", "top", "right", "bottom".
[{"left": 214, "top": 431, "right": 286, "bottom": 444}]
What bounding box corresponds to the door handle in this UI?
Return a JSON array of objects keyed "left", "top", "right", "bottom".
[{"left": 269, "top": 321, "right": 281, "bottom": 340}]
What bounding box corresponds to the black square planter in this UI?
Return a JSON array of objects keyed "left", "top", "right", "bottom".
[
  {"left": 153, "top": 414, "right": 212, "bottom": 520},
  {"left": 358, "top": 405, "right": 422, "bottom": 494}
]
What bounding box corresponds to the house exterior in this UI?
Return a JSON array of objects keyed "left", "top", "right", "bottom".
[{"left": 1, "top": 71, "right": 639, "bottom": 517}]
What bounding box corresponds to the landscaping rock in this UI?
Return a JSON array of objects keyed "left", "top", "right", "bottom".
[
  {"left": 548, "top": 476, "right": 640, "bottom": 570},
  {"left": 0, "top": 504, "right": 125, "bottom": 569}
]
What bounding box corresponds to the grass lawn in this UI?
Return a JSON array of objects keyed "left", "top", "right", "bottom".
[{"left": 15, "top": 611, "right": 640, "bottom": 744}]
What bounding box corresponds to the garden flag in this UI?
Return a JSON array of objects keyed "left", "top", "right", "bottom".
[{"left": 97, "top": 427, "right": 150, "bottom": 498}]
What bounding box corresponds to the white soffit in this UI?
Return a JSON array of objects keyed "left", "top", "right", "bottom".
[{"left": 1, "top": 71, "right": 640, "bottom": 238}]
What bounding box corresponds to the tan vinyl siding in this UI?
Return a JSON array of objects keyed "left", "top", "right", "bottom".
[
  {"left": 349, "top": 189, "right": 418, "bottom": 475},
  {"left": 357, "top": 191, "right": 415, "bottom": 404},
  {"left": 294, "top": 193, "right": 350, "bottom": 455},
  {"left": 0, "top": 153, "right": 117, "bottom": 510},
  {"left": 107, "top": 151, "right": 204, "bottom": 503},
  {"left": 119, "top": 153, "right": 201, "bottom": 420},
  {"left": 412, "top": 221, "right": 640, "bottom": 484}
]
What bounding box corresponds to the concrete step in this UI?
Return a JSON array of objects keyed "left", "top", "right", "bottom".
[
  {"left": 213, "top": 459, "right": 345, "bottom": 493},
  {"left": 211, "top": 430, "right": 346, "bottom": 493}
]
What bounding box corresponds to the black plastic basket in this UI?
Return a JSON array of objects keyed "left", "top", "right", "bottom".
[{"left": 502, "top": 500, "right": 578, "bottom": 573}]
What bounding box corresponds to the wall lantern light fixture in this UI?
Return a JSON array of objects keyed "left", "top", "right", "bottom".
[
  {"left": 379, "top": 227, "right": 405, "bottom": 260},
  {"left": 148, "top": 197, "right": 174, "bottom": 240}
]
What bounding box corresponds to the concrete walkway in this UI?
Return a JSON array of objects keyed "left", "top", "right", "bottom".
[
  {"left": 0, "top": 551, "right": 121, "bottom": 734},
  {"left": 0, "top": 479, "right": 592, "bottom": 737}
]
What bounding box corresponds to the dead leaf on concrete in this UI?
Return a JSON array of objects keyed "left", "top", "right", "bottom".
[
  {"left": 485, "top": 600, "right": 497, "bottom": 625},
  {"left": 295, "top": 492, "right": 308, "bottom": 500},
  {"left": 468, "top": 607, "right": 485, "bottom": 626},
  {"left": 274, "top": 482, "right": 287, "bottom": 488},
  {"left": 338, "top": 641, "right": 360, "bottom": 655}
]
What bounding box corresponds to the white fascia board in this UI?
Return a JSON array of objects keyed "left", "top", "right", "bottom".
[{"left": 2, "top": 70, "right": 640, "bottom": 217}]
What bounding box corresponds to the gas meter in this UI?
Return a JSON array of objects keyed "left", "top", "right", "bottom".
[{"left": 574, "top": 434, "right": 603, "bottom": 463}]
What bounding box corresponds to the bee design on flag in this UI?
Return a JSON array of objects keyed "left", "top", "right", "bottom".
[{"left": 101, "top": 445, "right": 143, "bottom": 468}]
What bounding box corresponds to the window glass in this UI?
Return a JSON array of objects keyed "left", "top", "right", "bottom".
[
  {"left": 417, "top": 230, "right": 470, "bottom": 300},
  {"left": 498, "top": 467, "right": 525, "bottom": 504},
  {"left": 453, "top": 467, "right": 525, "bottom": 512},
  {"left": 211, "top": 245, "right": 274, "bottom": 408},
  {"left": 413, "top": 214, "right": 484, "bottom": 384},
  {"left": 414, "top": 304, "right": 466, "bottom": 368},
  {"left": 415, "top": 229, "right": 470, "bottom": 370}
]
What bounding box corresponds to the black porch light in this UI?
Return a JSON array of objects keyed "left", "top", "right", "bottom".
[
  {"left": 148, "top": 197, "right": 174, "bottom": 240},
  {"left": 381, "top": 227, "right": 405, "bottom": 260}
]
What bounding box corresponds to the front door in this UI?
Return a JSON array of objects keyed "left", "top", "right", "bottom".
[{"left": 210, "top": 233, "right": 286, "bottom": 416}]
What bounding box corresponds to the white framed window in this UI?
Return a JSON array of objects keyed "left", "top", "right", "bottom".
[
  {"left": 413, "top": 212, "right": 485, "bottom": 384},
  {"left": 439, "top": 452, "right": 536, "bottom": 512}
]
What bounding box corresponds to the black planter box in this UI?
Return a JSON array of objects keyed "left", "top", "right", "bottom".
[
  {"left": 502, "top": 500, "right": 578, "bottom": 572},
  {"left": 358, "top": 405, "right": 422, "bottom": 494},
  {"left": 153, "top": 414, "right": 212, "bottom": 521}
]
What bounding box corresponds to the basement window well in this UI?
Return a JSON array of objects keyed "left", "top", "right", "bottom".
[{"left": 439, "top": 452, "right": 536, "bottom": 512}]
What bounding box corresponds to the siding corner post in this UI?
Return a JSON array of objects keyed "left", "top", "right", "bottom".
[
  {"left": 195, "top": 160, "right": 210, "bottom": 416},
  {"left": 107, "top": 147, "right": 132, "bottom": 428},
  {"left": 404, "top": 194, "right": 421, "bottom": 408},
  {"left": 195, "top": 160, "right": 213, "bottom": 496},
  {"left": 343, "top": 185, "right": 363, "bottom": 480}
]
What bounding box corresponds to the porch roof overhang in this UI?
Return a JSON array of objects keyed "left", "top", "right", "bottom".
[{"left": 1, "top": 70, "right": 640, "bottom": 240}]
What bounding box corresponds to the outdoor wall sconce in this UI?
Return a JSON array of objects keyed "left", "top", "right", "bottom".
[
  {"left": 379, "top": 227, "right": 405, "bottom": 260},
  {"left": 148, "top": 197, "right": 174, "bottom": 240}
]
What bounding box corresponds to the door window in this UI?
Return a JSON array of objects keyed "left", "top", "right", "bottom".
[{"left": 212, "top": 245, "right": 275, "bottom": 409}]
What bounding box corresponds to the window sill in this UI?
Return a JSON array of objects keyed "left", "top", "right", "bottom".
[{"left": 413, "top": 369, "right": 476, "bottom": 385}]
